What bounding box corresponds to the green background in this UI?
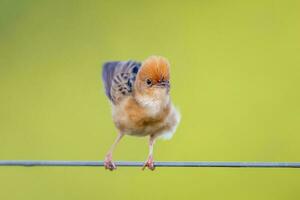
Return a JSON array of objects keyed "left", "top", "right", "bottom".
[{"left": 0, "top": 0, "right": 299, "bottom": 199}]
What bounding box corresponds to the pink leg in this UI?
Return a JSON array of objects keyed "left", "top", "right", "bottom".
[
  {"left": 104, "top": 133, "right": 124, "bottom": 171},
  {"left": 142, "top": 135, "right": 156, "bottom": 171}
]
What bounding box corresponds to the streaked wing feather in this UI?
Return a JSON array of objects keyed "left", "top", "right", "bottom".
[{"left": 102, "top": 61, "right": 141, "bottom": 104}]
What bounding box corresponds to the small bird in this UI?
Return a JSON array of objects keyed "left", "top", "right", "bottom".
[{"left": 102, "top": 56, "right": 180, "bottom": 170}]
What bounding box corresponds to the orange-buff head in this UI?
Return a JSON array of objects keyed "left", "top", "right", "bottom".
[{"left": 134, "top": 56, "right": 170, "bottom": 98}]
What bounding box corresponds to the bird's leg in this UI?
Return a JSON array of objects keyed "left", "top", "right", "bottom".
[
  {"left": 142, "top": 135, "right": 156, "bottom": 171},
  {"left": 104, "top": 132, "right": 124, "bottom": 171}
]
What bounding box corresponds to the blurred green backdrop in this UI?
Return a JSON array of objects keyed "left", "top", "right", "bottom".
[{"left": 0, "top": 0, "right": 300, "bottom": 199}]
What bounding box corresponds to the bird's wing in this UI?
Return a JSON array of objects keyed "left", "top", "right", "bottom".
[{"left": 102, "top": 60, "right": 141, "bottom": 104}]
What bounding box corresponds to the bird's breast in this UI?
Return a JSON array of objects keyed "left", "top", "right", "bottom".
[{"left": 111, "top": 96, "right": 176, "bottom": 137}]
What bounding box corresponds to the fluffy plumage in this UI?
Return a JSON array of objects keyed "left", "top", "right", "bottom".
[{"left": 102, "top": 56, "right": 180, "bottom": 170}]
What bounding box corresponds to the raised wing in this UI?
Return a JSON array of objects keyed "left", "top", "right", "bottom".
[{"left": 102, "top": 60, "right": 141, "bottom": 104}]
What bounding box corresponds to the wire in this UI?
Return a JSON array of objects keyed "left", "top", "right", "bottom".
[{"left": 0, "top": 161, "right": 299, "bottom": 168}]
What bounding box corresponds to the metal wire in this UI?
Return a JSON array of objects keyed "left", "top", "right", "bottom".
[{"left": 0, "top": 161, "right": 300, "bottom": 168}]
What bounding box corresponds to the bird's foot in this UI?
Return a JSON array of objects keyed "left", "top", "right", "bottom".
[
  {"left": 104, "top": 155, "right": 116, "bottom": 171},
  {"left": 142, "top": 155, "right": 155, "bottom": 171}
]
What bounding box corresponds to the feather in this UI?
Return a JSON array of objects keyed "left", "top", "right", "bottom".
[{"left": 102, "top": 60, "right": 141, "bottom": 104}]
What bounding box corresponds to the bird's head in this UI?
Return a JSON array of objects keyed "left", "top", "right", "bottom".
[{"left": 134, "top": 56, "right": 170, "bottom": 102}]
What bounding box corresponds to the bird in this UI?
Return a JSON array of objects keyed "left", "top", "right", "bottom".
[{"left": 101, "top": 56, "right": 180, "bottom": 170}]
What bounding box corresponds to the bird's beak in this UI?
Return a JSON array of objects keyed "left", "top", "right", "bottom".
[{"left": 157, "top": 81, "right": 170, "bottom": 89}]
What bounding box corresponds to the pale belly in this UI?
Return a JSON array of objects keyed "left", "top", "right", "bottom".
[{"left": 111, "top": 98, "right": 180, "bottom": 138}]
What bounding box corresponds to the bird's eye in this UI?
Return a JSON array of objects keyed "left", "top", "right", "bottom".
[{"left": 146, "top": 79, "right": 152, "bottom": 86}]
